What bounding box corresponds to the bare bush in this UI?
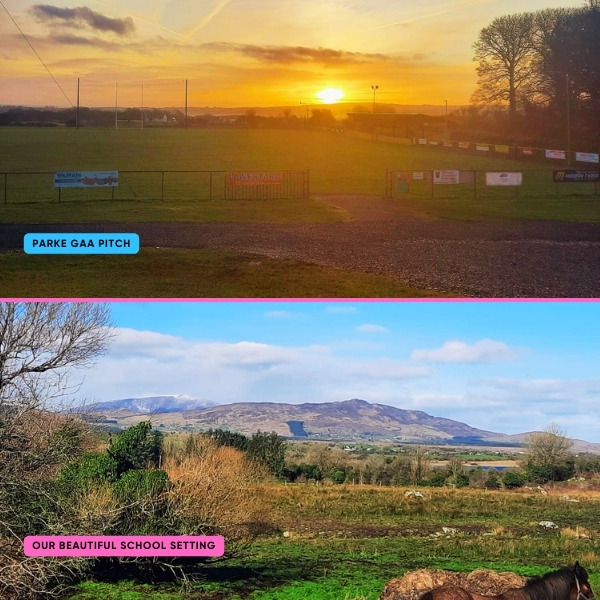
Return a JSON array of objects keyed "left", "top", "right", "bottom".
[{"left": 163, "top": 436, "right": 273, "bottom": 550}]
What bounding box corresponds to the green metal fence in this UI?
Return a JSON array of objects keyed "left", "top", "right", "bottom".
[{"left": 1, "top": 169, "right": 310, "bottom": 204}]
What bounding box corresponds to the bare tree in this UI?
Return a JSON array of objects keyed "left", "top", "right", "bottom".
[
  {"left": 523, "top": 423, "right": 575, "bottom": 483},
  {"left": 471, "top": 13, "right": 537, "bottom": 117},
  {"left": 409, "top": 446, "right": 430, "bottom": 484},
  {"left": 0, "top": 302, "right": 113, "bottom": 599}
]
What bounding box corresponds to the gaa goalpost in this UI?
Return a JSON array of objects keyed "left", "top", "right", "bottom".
[{"left": 114, "top": 82, "right": 144, "bottom": 130}]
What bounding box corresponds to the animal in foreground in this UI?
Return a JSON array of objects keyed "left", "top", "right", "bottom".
[{"left": 419, "top": 563, "right": 594, "bottom": 600}]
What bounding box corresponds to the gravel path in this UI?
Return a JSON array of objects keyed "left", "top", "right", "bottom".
[{"left": 2, "top": 195, "right": 599, "bottom": 297}]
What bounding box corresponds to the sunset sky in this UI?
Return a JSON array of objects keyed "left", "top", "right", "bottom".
[
  {"left": 0, "top": 0, "right": 587, "bottom": 109},
  {"left": 70, "top": 301, "right": 600, "bottom": 443}
]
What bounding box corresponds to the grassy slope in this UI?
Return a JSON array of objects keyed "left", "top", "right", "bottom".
[{"left": 65, "top": 485, "right": 600, "bottom": 600}]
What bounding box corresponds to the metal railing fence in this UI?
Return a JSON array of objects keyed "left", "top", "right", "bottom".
[
  {"left": 385, "top": 169, "right": 599, "bottom": 199},
  {"left": 1, "top": 170, "right": 310, "bottom": 204}
]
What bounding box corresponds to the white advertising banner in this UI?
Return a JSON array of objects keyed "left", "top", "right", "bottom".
[
  {"left": 575, "top": 152, "right": 599, "bottom": 164},
  {"left": 433, "top": 170, "right": 460, "bottom": 184},
  {"left": 486, "top": 172, "right": 523, "bottom": 186},
  {"left": 54, "top": 171, "right": 118, "bottom": 188},
  {"left": 476, "top": 145, "right": 490, "bottom": 152},
  {"left": 546, "top": 149, "right": 566, "bottom": 160}
]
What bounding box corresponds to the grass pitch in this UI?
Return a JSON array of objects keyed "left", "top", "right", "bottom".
[{"left": 1, "top": 128, "right": 597, "bottom": 223}]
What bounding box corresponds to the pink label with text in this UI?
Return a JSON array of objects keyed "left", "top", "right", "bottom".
[{"left": 24, "top": 536, "right": 225, "bottom": 557}]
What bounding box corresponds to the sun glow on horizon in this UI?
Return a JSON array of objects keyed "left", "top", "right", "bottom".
[{"left": 316, "top": 87, "right": 345, "bottom": 104}]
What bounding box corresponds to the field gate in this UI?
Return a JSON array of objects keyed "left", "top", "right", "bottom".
[{"left": 224, "top": 170, "right": 309, "bottom": 200}]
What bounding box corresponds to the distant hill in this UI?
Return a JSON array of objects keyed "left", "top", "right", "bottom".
[
  {"left": 81, "top": 397, "right": 600, "bottom": 453},
  {"left": 177, "top": 398, "right": 515, "bottom": 444}
]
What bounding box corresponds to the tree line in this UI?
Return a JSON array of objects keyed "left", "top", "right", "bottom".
[
  {"left": 283, "top": 427, "right": 599, "bottom": 489},
  {"left": 469, "top": 1, "right": 600, "bottom": 148}
]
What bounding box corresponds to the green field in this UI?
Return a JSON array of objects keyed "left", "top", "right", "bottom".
[
  {"left": 0, "top": 248, "right": 449, "bottom": 298},
  {"left": 0, "top": 128, "right": 597, "bottom": 222},
  {"left": 63, "top": 485, "right": 600, "bottom": 600}
]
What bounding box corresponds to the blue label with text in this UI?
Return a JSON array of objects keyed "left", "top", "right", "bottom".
[{"left": 24, "top": 233, "right": 139, "bottom": 254}]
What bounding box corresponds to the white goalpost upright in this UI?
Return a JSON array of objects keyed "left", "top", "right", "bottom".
[{"left": 115, "top": 82, "right": 144, "bottom": 130}]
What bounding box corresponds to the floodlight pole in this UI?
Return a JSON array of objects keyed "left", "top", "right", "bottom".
[
  {"left": 141, "top": 82, "right": 144, "bottom": 131},
  {"left": 565, "top": 73, "right": 571, "bottom": 166},
  {"left": 115, "top": 83, "right": 118, "bottom": 130},
  {"left": 185, "top": 79, "right": 188, "bottom": 130},
  {"left": 371, "top": 85, "right": 378, "bottom": 113},
  {"left": 300, "top": 101, "right": 309, "bottom": 122},
  {"left": 76, "top": 78, "right": 80, "bottom": 130},
  {"left": 553, "top": 71, "right": 572, "bottom": 165},
  {"left": 444, "top": 99, "right": 448, "bottom": 142}
]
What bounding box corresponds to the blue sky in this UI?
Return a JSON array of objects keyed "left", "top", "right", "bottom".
[{"left": 74, "top": 301, "right": 600, "bottom": 442}]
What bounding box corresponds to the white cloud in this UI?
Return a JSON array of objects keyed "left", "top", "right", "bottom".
[
  {"left": 342, "top": 358, "right": 431, "bottom": 380},
  {"left": 78, "top": 327, "right": 429, "bottom": 405},
  {"left": 356, "top": 323, "right": 388, "bottom": 333},
  {"left": 411, "top": 338, "right": 522, "bottom": 363}
]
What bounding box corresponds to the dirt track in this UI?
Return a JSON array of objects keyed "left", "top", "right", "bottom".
[{"left": 1, "top": 195, "right": 599, "bottom": 297}]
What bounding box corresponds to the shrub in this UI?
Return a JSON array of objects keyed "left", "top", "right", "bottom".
[
  {"left": 455, "top": 473, "right": 470, "bottom": 488},
  {"left": 485, "top": 470, "right": 501, "bottom": 489},
  {"left": 427, "top": 471, "right": 448, "bottom": 487},
  {"left": 329, "top": 467, "right": 346, "bottom": 484},
  {"left": 502, "top": 471, "right": 526, "bottom": 489},
  {"left": 163, "top": 439, "right": 272, "bottom": 551}
]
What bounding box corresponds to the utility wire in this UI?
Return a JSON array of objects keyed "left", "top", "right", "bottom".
[{"left": 1, "top": 0, "right": 74, "bottom": 107}]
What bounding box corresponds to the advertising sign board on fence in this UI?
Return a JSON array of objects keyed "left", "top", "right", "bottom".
[
  {"left": 553, "top": 170, "right": 600, "bottom": 183},
  {"left": 226, "top": 172, "right": 283, "bottom": 186},
  {"left": 486, "top": 172, "right": 523, "bottom": 186},
  {"left": 476, "top": 145, "right": 490, "bottom": 152},
  {"left": 458, "top": 142, "right": 470, "bottom": 149},
  {"left": 546, "top": 149, "right": 566, "bottom": 160},
  {"left": 575, "top": 152, "right": 599, "bottom": 164},
  {"left": 54, "top": 171, "right": 118, "bottom": 188},
  {"left": 433, "top": 170, "right": 460, "bottom": 184}
]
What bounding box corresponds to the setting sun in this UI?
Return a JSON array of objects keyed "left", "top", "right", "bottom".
[{"left": 316, "top": 88, "right": 345, "bottom": 104}]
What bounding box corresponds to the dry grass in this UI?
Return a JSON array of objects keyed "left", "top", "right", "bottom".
[
  {"left": 163, "top": 437, "right": 273, "bottom": 545},
  {"left": 561, "top": 526, "right": 595, "bottom": 540}
]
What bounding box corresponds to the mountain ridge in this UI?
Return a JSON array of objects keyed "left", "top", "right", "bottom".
[{"left": 83, "top": 397, "right": 600, "bottom": 453}]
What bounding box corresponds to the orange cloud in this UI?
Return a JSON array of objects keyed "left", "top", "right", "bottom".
[{"left": 201, "top": 43, "right": 393, "bottom": 65}]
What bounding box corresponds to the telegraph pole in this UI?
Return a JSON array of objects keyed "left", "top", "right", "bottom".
[{"left": 76, "top": 77, "right": 80, "bottom": 130}]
